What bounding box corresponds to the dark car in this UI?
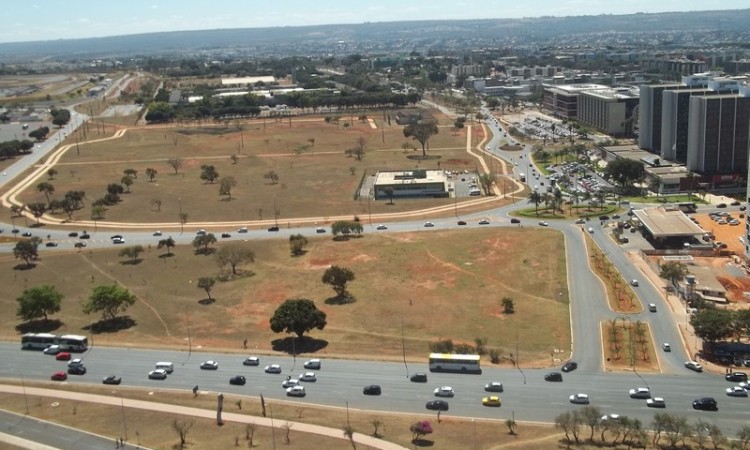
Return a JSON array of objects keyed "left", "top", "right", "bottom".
[
  {"left": 68, "top": 365, "right": 87, "bottom": 375},
  {"left": 79, "top": 233, "right": 91, "bottom": 239},
  {"left": 425, "top": 400, "right": 449, "bottom": 411},
  {"left": 68, "top": 232, "right": 79, "bottom": 237},
  {"left": 103, "top": 375, "right": 122, "bottom": 385},
  {"left": 363, "top": 385, "right": 382, "bottom": 395},
  {"left": 410, "top": 373, "right": 428, "bottom": 383},
  {"left": 510, "top": 218, "right": 521, "bottom": 224},
  {"left": 725, "top": 372, "right": 748, "bottom": 382},
  {"left": 267, "top": 226, "right": 279, "bottom": 232},
  {"left": 221, "top": 233, "right": 231, "bottom": 238},
  {"left": 717, "top": 203, "right": 727, "bottom": 208},
  {"left": 74, "top": 242, "right": 87, "bottom": 248},
  {"left": 110, "top": 235, "right": 123, "bottom": 240},
  {"left": 692, "top": 397, "right": 718, "bottom": 411},
  {"left": 45, "top": 242, "right": 58, "bottom": 247},
  {"left": 561, "top": 361, "right": 578, "bottom": 373},
  {"left": 457, "top": 220, "right": 467, "bottom": 226},
  {"left": 730, "top": 201, "right": 741, "bottom": 206},
  {"left": 545, "top": 372, "right": 563, "bottom": 382},
  {"left": 229, "top": 376, "right": 246, "bottom": 386},
  {"left": 22, "top": 231, "right": 32, "bottom": 237},
  {"left": 51, "top": 371, "right": 68, "bottom": 381},
  {"left": 598, "top": 215, "right": 609, "bottom": 221}
]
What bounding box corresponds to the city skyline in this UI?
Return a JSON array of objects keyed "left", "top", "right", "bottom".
[{"left": 1, "top": 0, "right": 748, "bottom": 44}]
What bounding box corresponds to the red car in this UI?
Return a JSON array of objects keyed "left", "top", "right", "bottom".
[
  {"left": 51, "top": 371, "right": 68, "bottom": 381},
  {"left": 55, "top": 352, "right": 71, "bottom": 361}
]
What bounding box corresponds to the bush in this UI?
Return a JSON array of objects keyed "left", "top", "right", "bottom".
[
  {"left": 489, "top": 349, "right": 501, "bottom": 364},
  {"left": 429, "top": 339, "right": 454, "bottom": 353}
]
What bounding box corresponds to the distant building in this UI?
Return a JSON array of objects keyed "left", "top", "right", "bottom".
[
  {"left": 373, "top": 170, "right": 448, "bottom": 200},
  {"left": 577, "top": 87, "right": 639, "bottom": 136},
  {"left": 221, "top": 76, "right": 276, "bottom": 86}
]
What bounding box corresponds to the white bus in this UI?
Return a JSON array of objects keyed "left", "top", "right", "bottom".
[
  {"left": 428, "top": 353, "right": 482, "bottom": 374},
  {"left": 21, "top": 333, "right": 88, "bottom": 352}
]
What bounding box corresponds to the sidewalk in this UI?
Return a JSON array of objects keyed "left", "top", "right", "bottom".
[{"left": 0, "top": 385, "right": 409, "bottom": 450}]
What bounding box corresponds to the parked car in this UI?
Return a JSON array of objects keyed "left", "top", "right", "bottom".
[
  {"left": 148, "top": 369, "right": 168, "bottom": 380},
  {"left": 200, "top": 360, "right": 219, "bottom": 370},
  {"left": 482, "top": 396, "right": 501, "bottom": 407},
  {"left": 410, "top": 373, "right": 428, "bottom": 382},
  {"left": 265, "top": 364, "right": 282, "bottom": 374},
  {"left": 545, "top": 372, "right": 563, "bottom": 382},
  {"left": 434, "top": 386, "right": 455, "bottom": 397},
  {"left": 685, "top": 361, "right": 703, "bottom": 372},
  {"left": 51, "top": 371, "right": 68, "bottom": 381},
  {"left": 569, "top": 393, "right": 590, "bottom": 404},
  {"left": 243, "top": 356, "right": 260, "bottom": 366},
  {"left": 103, "top": 375, "right": 122, "bottom": 385},
  {"left": 484, "top": 382, "right": 504, "bottom": 392},
  {"left": 692, "top": 397, "right": 718, "bottom": 411},
  {"left": 425, "top": 400, "right": 449, "bottom": 411},
  {"left": 561, "top": 361, "right": 578, "bottom": 372},
  {"left": 229, "top": 376, "right": 246, "bottom": 386},
  {"left": 725, "top": 372, "right": 748, "bottom": 382},
  {"left": 303, "top": 359, "right": 321, "bottom": 370},
  {"left": 647, "top": 397, "right": 666, "bottom": 408},
  {"left": 286, "top": 385, "right": 306, "bottom": 397},
  {"left": 363, "top": 385, "right": 382, "bottom": 395},
  {"left": 629, "top": 387, "right": 651, "bottom": 399}
]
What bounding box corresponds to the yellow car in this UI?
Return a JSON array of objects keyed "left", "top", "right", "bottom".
[{"left": 482, "top": 396, "right": 501, "bottom": 407}]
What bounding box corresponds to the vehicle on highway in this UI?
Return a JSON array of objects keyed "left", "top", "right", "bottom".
[
  {"left": 74, "top": 242, "right": 87, "bottom": 248},
  {"left": 196, "top": 230, "right": 207, "bottom": 236},
  {"left": 428, "top": 353, "right": 481, "bottom": 373},
  {"left": 110, "top": 235, "right": 123, "bottom": 241},
  {"left": 662, "top": 343, "right": 671, "bottom": 352},
  {"left": 726, "top": 386, "right": 748, "bottom": 397},
  {"left": 685, "top": 361, "right": 703, "bottom": 372},
  {"left": 629, "top": 387, "right": 651, "bottom": 399},
  {"left": 22, "top": 231, "right": 32, "bottom": 237},
  {"left": 376, "top": 225, "right": 388, "bottom": 230},
  {"left": 238, "top": 227, "right": 248, "bottom": 233},
  {"left": 425, "top": 400, "right": 449, "bottom": 411},
  {"left": 221, "top": 232, "right": 231, "bottom": 238},
  {"left": 303, "top": 359, "right": 321, "bottom": 370},
  {"left": 363, "top": 385, "right": 381, "bottom": 395},
  {"left": 630, "top": 279, "right": 639, "bottom": 287},
  {"left": 68, "top": 232, "right": 78, "bottom": 237},
  {"left": 575, "top": 218, "right": 585, "bottom": 224},
  {"left": 484, "top": 382, "right": 503, "bottom": 392},
  {"left": 103, "top": 375, "right": 122, "bottom": 385},
  {"left": 410, "top": 373, "right": 428, "bottom": 382},
  {"left": 424, "top": 222, "right": 434, "bottom": 227},
  {"left": 725, "top": 372, "right": 748, "bottom": 382},
  {"left": 148, "top": 369, "right": 168, "bottom": 380},
  {"left": 43, "top": 344, "right": 62, "bottom": 355},
  {"left": 692, "top": 397, "right": 718, "bottom": 411},
  {"left": 510, "top": 218, "right": 521, "bottom": 224},
  {"left": 561, "top": 361, "right": 578, "bottom": 372},
  {"left": 717, "top": 203, "right": 727, "bottom": 208},
  {"left": 68, "top": 358, "right": 83, "bottom": 367},
  {"left": 478, "top": 219, "right": 490, "bottom": 225},
  {"left": 286, "top": 385, "right": 306, "bottom": 397},
  {"left": 457, "top": 220, "right": 467, "bottom": 225},
  {"left": 153, "top": 231, "right": 162, "bottom": 236},
  {"left": 648, "top": 304, "right": 657, "bottom": 312},
  {"left": 434, "top": 386, "right": 455, "bottom": 397},
  {"left": 267, "top": 226, "right": 279, "bottom": 232},
  {"left": 599, "top": 215, "right": 610, "bottom": 221},
  {"left": 229, "top": 376, "right": 246, "bottom": 386},
  {"left": 299, "top": 372, "right": 317, "bottom": 382},
  {"left": 55, "top": 352, "right": 71, "bottom": 361},
  {"left": 315, "top": 227, "right": 326, "bottom": 233},
  {"left": 545, "top": 372, "right": 563, "bottom": 382},
  {"left": 482, "top": 396, "right": 501, "bottom": 407},
  {"left": 51, "top": 371, "right": 68, "bottom": 381},
  {"left": 155, "top": 362, "right": 174, "bottom": 374},
  {"left": 569, "top": 393, "right": 590, "bottom": 404},
  {"left": 243, "top": 356, "right": 260, "bottom": 366},
  {"left": 79, "top": 233, "right": 90, "bottom": 239},
  {"left": 647, "top": 397, "right": 666, "bottom": 408},
  {"left": 282, "top": 378, "right": 300, "bottom": 388},
  {"left": 68, "top": 365, "right": 87, "bottom": 375},
  {"left": 265, "top": 364, "right": 282, "bottom": 374},
  {"left": 200, "top": 360, "right": 219, "bottom": 370},
  {"left": 45, "top": 242, "right": 58, "bottom": 247},
  {"left": 601, "top": 414, "right": 621, "bottom": 422},
  {"left": 112, "top": 237, "right": 125, "bottom": 244},
  {"left": 538, "top": 221, "right": 548, "bottom": 227}
]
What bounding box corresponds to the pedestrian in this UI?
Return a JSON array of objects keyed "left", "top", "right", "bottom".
[
  {"left": 193, "top": 385, "right": 199, "bottom": 397},
  {"left": 243, "top": 338, "right": 247, "bottom": 349}
]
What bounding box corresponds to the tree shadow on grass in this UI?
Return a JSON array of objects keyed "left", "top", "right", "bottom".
[
  {"left": 324, "top": 295, "right": 356, "bottom": 305},
  {"left": 13, "top": 263, "right": 37, "bottom": 271},
  {"left": 84, "top": 316, "right": 136, "bottom": 334},
  {"left": 15, "top": 319, "right": 63, "bottom": 334},
  {"left": 412, "top": 439, "right": 434, "bottom": 447},
  {"left": 406, "top": 155, "right": 442, "bottom": 161},
  {"left": 198, "top": 298, "right": 216, "bottom": 305},
  {"left": 158, "top": 253, "right": 175, "bottom": 259},
  {"left": 271, "top": 336, "right": 328, "bottom": 354},
  {"left": 119, "top": 259, "right": 143, "bottom": 265}
]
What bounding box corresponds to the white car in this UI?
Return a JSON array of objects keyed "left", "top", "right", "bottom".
[
  {"left": 148, "top": 369, "right": 168, "bottom": 380},
  {"left": 484, "top": 382, "right": 504, "bottom": 392},
  {"left": 424, "top": 222, "right": 435, "bottom": 228},
  {"left": 376, "top": 224, "right": 388, "bottom": 230},
  {"left": 286, "top": 385, "right": 306, "bottom": 397},
  {"left": 647, "top": 397, "right": 666, "bottom": 408},
  {"left": 238, "top": 227, "right": 248, "bottom": 233},
  {"left": 629, "top": 387, "right": 651, "bottom": 399},
  {"left": 303, "top": 359, "right": 321, "bottom": 370},
  {"left": 43, "top": 345, "right": 62, "bottom": 355},
  {"left": 569, "top": 393, "right": 589, "bottom": 404},
  {"left": 282, "top": 378, "right": 299, "bottom": 388},
  {"left": 68, "top": 359, "right": 84, "bottom": 367},
  {"left": 243, "top": 356, "right": 260, "bottom": 366},
  {"left": 434, "top": 386, "right": 455, "bottom": 397},
  {"left": 538, "top": 221, "right": 548, "bottom": 227},
  {"left": 264, "top": 364, "right": 282, "bottom": 374},
  {"left": 299, "top": 372, "right": 317, "bottom": 382},
  {"left": 153, "top": 231, "right": 162, "bottom": 236},
  {"left": 685, "top": 361, "right": 703, "bottom": 372},
  {"left": 200, "top": 360, "right": 219, "bottom": 370},
  {"left": 662, "top": 343, "right": 671, "bottom": 352},
  {"left": 630, "top": 279, "right": 639, "bottom": 287},
  {"left": 726, "top": 386, "right": 748, "bottom": 397}
]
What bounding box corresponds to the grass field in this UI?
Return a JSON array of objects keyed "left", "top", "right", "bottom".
[{"left": 0, "top": 228, "right": 569, "bottom": 366}]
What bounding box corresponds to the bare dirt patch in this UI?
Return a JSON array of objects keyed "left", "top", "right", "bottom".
[{"left": 601, "top": 321, "right": 659, "bottom": 373}]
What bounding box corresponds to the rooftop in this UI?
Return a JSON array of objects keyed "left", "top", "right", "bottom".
[{"left": 633, "top": 207, "right": 705, "bottom": 238}]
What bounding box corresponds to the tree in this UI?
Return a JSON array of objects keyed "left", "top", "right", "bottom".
[
  {"left": 145, "top": 167, "right": 158, "bottom": 182},
  {"left": 289, "top": 234, "right": 308, "bottom": 256},
  {"left": 502, "top": 297, "right": 514, "bottom": 314},
  {"left": 322, "top": 265, "right": 355, "bottom": 299},
  {"left": 346, "top": 136, "right": 367, "bottom": 161},
  {"left": 528, "top": 191, "right": 543, "bottom": 215},
  {"left": 691, "top": 309, "right": 735, "bottom": 343},
  {"left": 91, "top": 204, "right": 106, "bottom": 220},
  {"left": 16, "top": 285, "right": 63, "bottom": 323},
  {"left": 555, "top": 411, "right": 582, "bottom": 444},
  {"left": 197, "top": 277, "right": 216, "bottom": 302},
  {"left": 28, "top": 126, "right": 50, "bottom": 141},
  {"left": 659, "top": 261, "right": 688, "bottom": 287},
  {"left": 478, "top": 173, "right": 496, "bottom": 196},
  {"left": 167, "top": 157, "right": 183, "bottom": 174},
  {"left": 342, "top": 425, "right": 356, "bottom": 450},
  {"left": 157, "top": 237, "right": 176, "bottom": 256},
  {"left": 384, "top": 187, "right": 394, "bottom": 205},
  {"left": 36, "top": 182, "right": 55, "bottom": 205},
  {"left": 192, "top": 233, "right": 217, "bottom": 254},
  {"left": 200, "top": 165, "right": 219, "bottom": 183},
  {"left": 736, "top": 425, "right": 750, "bottom": 450},
  {"left": 579, "top": 406, "right": 601, "bottom": 442},
  {"left": 64, "top": 190, "right": 85, "bottom": 209},
  {"left": 215, "top": 243, "right": 255, "bottom": 275},
  {"left": 331, "top": 220, "right": 363, "bottom": 238},
  {"left": 218, "top": 176, "right": 237, "bottom": 199},
  {"left": 83, "top": 284, "right": 137, "bottom": 322},
  {"left": 118, "top": 245, "right": 144, "bottom": 263},
  {"left": 27, "top": 202, "right": 47, "bottom": 225},
  {"left": 603, "top": 159, "right": 644, "bottom": 193},
  {"left": 403, "top": 122, "right": 438, "bottom": 157},
  {"left": 120, "top": 176, "right": 133, "bottom": 193},
  {"left": 369, "top": 419, "right": 383, "bottom": 438},
  {"left": 264, "top": 170, "right": 280, "bottom": 184},
  {"left": 172, "top": 419, "right": 194, "bottom": 450},
  {"left": 269, "top": 298, "right": 327, "bottom": 339},
  {"left": 410, "top": 420, "right": 433, "bottom": 442},
  {"left": 123, "top": 168, "right": 138, "bottom": 179},
  {"left": 47, "top": 168, "right": 58, "bottom": 180}
]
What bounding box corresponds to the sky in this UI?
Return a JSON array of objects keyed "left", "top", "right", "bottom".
[{"left": 1, "top": 0, "right": 748, "bottom": 44}]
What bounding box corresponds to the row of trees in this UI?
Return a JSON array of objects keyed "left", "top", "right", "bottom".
[
  {"left": 0, "top": 139, "right": 34, "bottom": 159},
  {"left": 17, "top": 283, "right": 136, "bottom": 325}
]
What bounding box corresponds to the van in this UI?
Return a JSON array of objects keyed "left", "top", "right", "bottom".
[
  {"left": 648, "top": 304, "right": 657, "bottom": 312},
  {"left": 155, "top": 362, "right": 174, "bottom": 374}
]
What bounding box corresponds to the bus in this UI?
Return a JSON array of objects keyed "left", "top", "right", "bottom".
[
  {"left": 428, "top": 353, "right": 482, "bottom": 374},
  {"left": 21, "top": 333, "right": 89, "bottom": 352}
]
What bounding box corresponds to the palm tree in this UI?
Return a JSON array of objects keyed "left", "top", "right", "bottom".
[
  {"left": 553, "top": 190, "right": 564, "bottom": 215},
  {"left": 528, "top": 191, "right": 543, "bottom": 216}
]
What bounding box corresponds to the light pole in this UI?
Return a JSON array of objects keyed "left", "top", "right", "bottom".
[{"left": 178, "top": 198, "right": 184, "bottom": 234}]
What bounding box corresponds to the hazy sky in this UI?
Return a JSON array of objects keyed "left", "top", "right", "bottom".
[{"left": 1, "top": 0, "right": 747, "bottom": 43}]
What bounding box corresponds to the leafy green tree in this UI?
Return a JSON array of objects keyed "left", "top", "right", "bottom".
[
  {"left": 691, "top": 309, "right": 735, "bottom": 343},
  {"left": 157, "top": 237, "right": 176, "bottom": 256},
  {"left": 120, "top": 176, "right": 134, "bottom": 193},
  {"left": 331, "top": 220, "right": 363, "bottom": 238},
  {"left": 16, "top": 285, "right": 63, "bottom": 323},
  {"left": 215, "top": 243, "right": 255, "bottom": 275},
  {"left": 219, "top": 176, "right": 237, "bottom": 199},
  {"left": 123, "top": 168, "right": 138, "bottom": 178},
  {"left": 83, "top": 284, "right": 137, "bottom": 322},
  {"left": 28, "top": 126, "right": 50, "bottom": 142},
  {"left": 403, "top": 122, "right": 438, "bottom": 157},
  {"left": 579, "top": 406, "right": 601, "bottom": 442},
  {"left": 603, "top": 159, "right": 644, "bottom": 193},
  {"left": 36, "top": 182, "right": 55, "bottom": 204},
  {"left": 192, "top": 233, "right": 217, "bottom": 254},
  {"left": 145, "top": 167, "right": 158, "bottom": 182},
  {"left": 200, "top": 165, "right": 219, "bottom": 184},
  {"left": 322, "top": 265, "right": 355, "bottom": 299},
  {"left": 27, "top": 202, "right": 47, "bottom": 224},
  {"left": 197, "top": 277, "right": 216, "bottom": 302},
  {"left": 289, "top": 234, "right": 308, "bottom": 256},
  {"left": 269, "top": 298, "right": 327, "bottom": 339},
  {"left": 502, "top": 297, "right": 514, "bottom": 314},
  {"left": 528, "top": 191, "right": 543, "bottom": 215},
  {"left": 47, "top": 168, "right": 58, "bottom": 180},
  {"left": 659, "top": 261, "right": 689, "bottom": 286},
  {"left": 118, "top": 245, "right": 144, "bottom": 263},
  {"left": 478, "top": 173, "right": 496, "bottom": 196},
  {"left": 91, "top": 204, "right": 106, "bottom": 220}
]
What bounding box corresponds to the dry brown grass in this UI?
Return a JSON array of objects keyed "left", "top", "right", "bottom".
[
  {"left": 584, "top": 234, "right": 642, "bottom": 314},
  {"left": 601, "top": 321, "right": 659, "bottom": 373},
  {"left": 0, "top": 228, "right": 569, "bottom": 366}
]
